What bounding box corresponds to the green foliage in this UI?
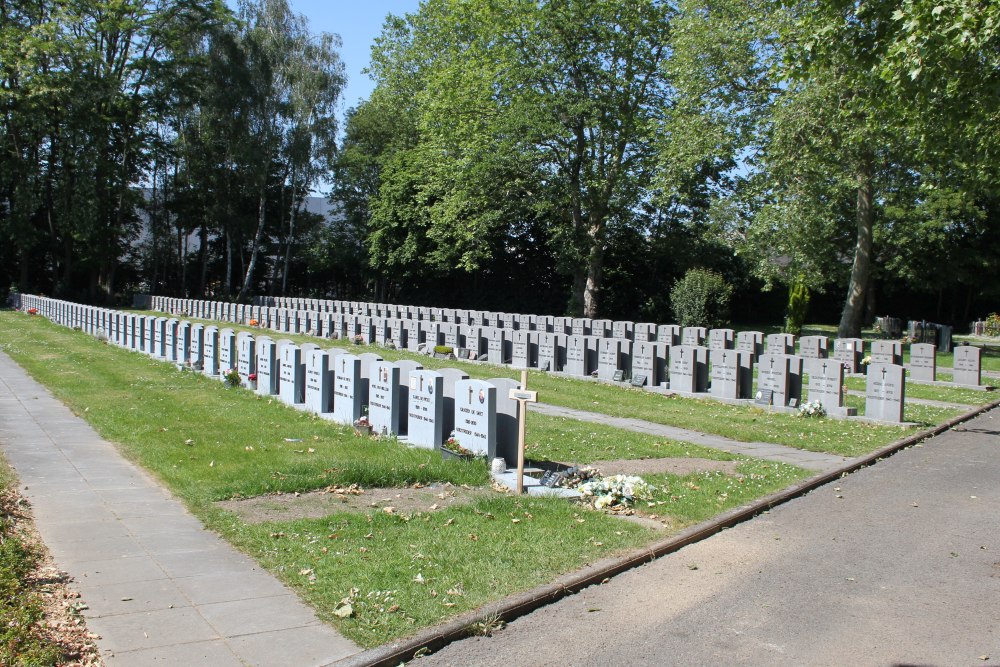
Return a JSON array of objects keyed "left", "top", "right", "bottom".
[
  {"left": 784, "top": 281, "right": 811, "bottom": 336},
  {"left": 985, "top": 314, "right": 1000, "bottom": 338},
  {"left": 433, "top": 345, "right": 454, "bottom": 355},
  {"left": 670, "top": 268, "right": 733, "bottom": 329}
]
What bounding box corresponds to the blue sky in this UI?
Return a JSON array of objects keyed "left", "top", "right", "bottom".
[{"left": 285, "top": 0, "right": 422, "bottom": 113}]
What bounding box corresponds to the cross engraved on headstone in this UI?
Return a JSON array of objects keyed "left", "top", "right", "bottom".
[
  {"left": 468, "top": 386, "right": 474, "bottom": 403},
  {"left": 821, "top": 361, "right": 828, "bottom": 376}
]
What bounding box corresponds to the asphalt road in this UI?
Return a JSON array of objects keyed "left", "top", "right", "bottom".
[{"left": 419, "top": 408, "right": 1000, "bottom": 667}]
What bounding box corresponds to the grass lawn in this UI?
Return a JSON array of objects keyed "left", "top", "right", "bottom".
[{"left": 0, "top": 311, "right": 814, "bottom": 647}]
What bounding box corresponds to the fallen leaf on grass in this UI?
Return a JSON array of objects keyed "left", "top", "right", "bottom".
[{"left": 333, "top": 604, "right": 353, "bottom": 619}]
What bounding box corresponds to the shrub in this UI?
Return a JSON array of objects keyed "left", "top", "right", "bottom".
[
  {"left": 434, "top": 345, "right": 454, "bottom": 355},
  {"left": 670, "top": 269, "right": 733, "bottom": 329},
  {"left": 985, "top": 313, "right": 1000, "bottom": 337},
  {"left": 784, "top": 281, "right": 811, "bottom": 336}
]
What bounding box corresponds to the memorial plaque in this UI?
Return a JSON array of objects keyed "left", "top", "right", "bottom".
[
  {"left": 908, "top": 343, "right": 937, "bottom": 382},
  {"left": 865, "top": 363, "right": 905, "bottom": 422}
]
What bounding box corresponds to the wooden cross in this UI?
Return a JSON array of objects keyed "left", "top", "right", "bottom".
[{"left": 509, "top": 370, "right": 538, "bottom": 494}]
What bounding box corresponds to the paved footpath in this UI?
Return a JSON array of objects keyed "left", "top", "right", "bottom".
[
  {"left": 531, "top": 402, "right": 849, "bottom": 471},
  {"left": 0, "top": 351, "right": 361, "bottom": 666},
  {"left": 423, "top": 406, "right": 1000, "bottom": 666}
]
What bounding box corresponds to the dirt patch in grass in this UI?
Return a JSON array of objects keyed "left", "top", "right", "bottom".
[
  {"left": 217, "top": 483, "right": 493, "bottom": 524},
  {"left": 588, "top": 457, "right": 740, "bottom": 477}
]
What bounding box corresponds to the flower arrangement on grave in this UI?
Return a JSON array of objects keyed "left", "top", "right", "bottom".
[
  {"left": 442, "top": 433, "right": 475, "bottom": 458},
  {"left": 223, "top": 368, "right": 241, "bottom": 387},
  {"left": 985, "top": 313, "right": 1000, "bottom": 337},
  {"left": 248, "top": 319, "right": 260, "bottom": 327},
  {"left": 353, "top": 415, "right": 371, "bottom": 428},
  {"left": 26, "top": 307, "right": 37, "bottom": 315},
  {"left": 578, "top": 475, "right": 656, "bottom": 511},
  {"left": 248, "top": 373, "right": 258, "bottom": 383},
  {"left": 861, "top": 355, "right": 872, "bottom": 366},
  {"left": 797, "top": 400, "right": 827, "bottom": 418},
  {"left": 352, "top": 334, "right": 365, "bottom": 345}
]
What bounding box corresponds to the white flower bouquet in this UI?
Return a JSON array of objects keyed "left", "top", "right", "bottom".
[{"left": 578, "top": 474, "right": 656, "bottom": 510}]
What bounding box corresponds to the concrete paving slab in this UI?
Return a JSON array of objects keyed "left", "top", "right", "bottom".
[
  {"left": 0, "top": 350, "right": 362, "bottom": 665},
  {"left": 104, "top": 639, "right": 245, "bottom": 667}
]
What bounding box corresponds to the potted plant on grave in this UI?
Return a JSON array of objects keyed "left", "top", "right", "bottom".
[
  {"left": 433, "top": 345, "right": 454, "bottom": 359},
  {"left": 352, "top": 334, "right": 365, "bottom": 346},
  {"left": 248, "top": 318, "right": 260, "bottom": 327},
  {"left": 440, "top": 432, "right": 476, "bottom": 460},
  {"left": 353, "top": 414, "right": 373, "bottom": 436},
  {"left": 223, "top": 368, "right": 241, "bottom": 387},
  {"left": 248, "top": 373, "right": 258, "bottom": 390}
]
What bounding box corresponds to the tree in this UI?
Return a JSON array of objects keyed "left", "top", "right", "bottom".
[{"left": 363, "top": 0, "right": 673, "bottom": 317}]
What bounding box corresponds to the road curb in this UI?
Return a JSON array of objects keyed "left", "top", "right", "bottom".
[{"left": 333, "top": 398, "right": 1000, "bottom": 667}]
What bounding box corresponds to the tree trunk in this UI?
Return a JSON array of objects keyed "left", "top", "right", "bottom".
[
  {"left": 583, "top": 221, "right": 606, "bottom": 319},
  {"left": 198, "top": 224, "right": 208, "bottom": 297},
  {"left": 237, "top": 191, "right": 268, "bottom": 301},
  {"left": 570, "top": 271, "right": 586, "bottom": 317},
  {"left": 837, "top": 160, "right": 874, "bottom": 338},
  {"left": 224, "top": 228, "right": 233, "bottom": 296}
]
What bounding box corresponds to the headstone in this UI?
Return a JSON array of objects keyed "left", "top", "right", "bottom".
[
  {"left": 765, "top": 333, "right": 795, "bottom": 356},
  {"left": 682, "top": 327, "right": 706, "bottom": 347},
  {"left": 218, "top": 328, "right": 236, "bottom": 377},
  {"left": 511, "top": 331, "right": 535, "bottom": 368},
  {"left": 304, "top": 349, "right": 334, "bottom": 415},
  {"left": 278, "top": 344, "right": 305, "bottom": 405},
  {"left": 486, "top": 328, "right": 510, "bottom": 365},
  {"left": 757, "top": 354, "right": 799, "bottom": 408},
  {"left": 633, "top": 323, "right": 657, "bottom": 342},
  {"left": 833, "top": 338, "right": 864, "bottom": 374},
  {"left": 202, "top": 326, "right": 219, "bottom": 376},
  {"left": 368, "top": 361, "right": 401, "bottom": 436},
  {"left": 189, "top": 324, "right": 205, "bottom": 369},
  {"left": 597, "top": 338, "right": 626, "bottom": 381},
  {"left": 735, "top": 331, "right": 764, "bottom": 360},
  {"left": 359, "top": 352, "right": 384, "bottom": 381},
  {"left": 164, "top": 319, "right": 179, "bottom": 361},
  {"left": 865, "top": 363, "right": 906, "bottom": 422},
  {"left": 407, "top": 370, "right": 444, "bottom": 449},
  {"left": 332, "top": 354, "right": 365, "bottom": 424},
  {"left": 452, "top": 380, "right": 497, "bottom": 458},
  {"left": 564, "top": 335, "right": 598, "bottom": 377},
  {"left": 669, "top": 345, "right": 708, "bottom": 393},
  {"left": 807, "top": 359, "right": 847, "bottom": 414},
  {"left": 657, "top": 325, "right": 681, "bottom": 346},
  {"left": 487, "top": 377, "right": 521, "bottom": 465},
  {"left": 952, "top": 345, "right": 982, "bottom": 386},
  {"left": 612, "top": 321, "right": 634, "bottom": 340},
  {"left": 710, "top": 349, "right": 752, "bottom": 399},
  {"left": 870, "top": 340, "right": 902, "bottom": 366},
  {"left": 255, "top": 337, "right": 279, "bottom": 395},
  {"left": 237, "top": 333, "right": 256, "bottom": 385},
  {"left": 630, "top": 341, "right": 668, "bottom": 387},
  {"left": 908, "top": 343, "right": 937, "bottom": 382},
  {"left": 536, "top": 332, "right": 565, "bottom": 372},
  {"left": 708, "top": 328, "right": 735, "bottom": 351},
  {"left": 798, "top": 335, "right": 829, "bottom": 374}
]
